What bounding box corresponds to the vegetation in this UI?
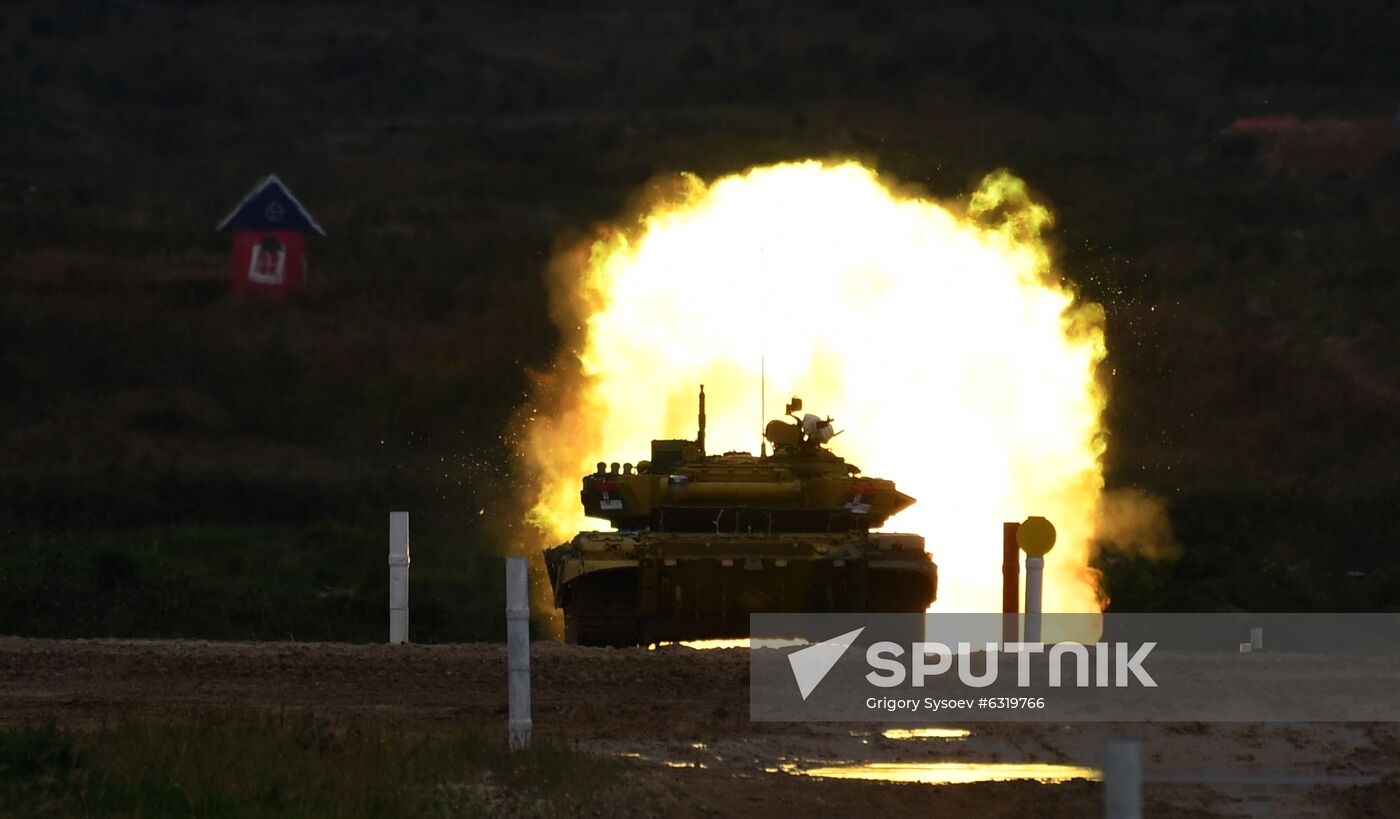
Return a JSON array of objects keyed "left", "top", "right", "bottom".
[
  {"left": 0, "top": 714, "right": 624, "bottom": 818},
  {"left": 1, "top": 0, "right": 1398, "bottom": 631}
]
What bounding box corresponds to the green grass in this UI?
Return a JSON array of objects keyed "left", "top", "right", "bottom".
[
  {"left": 0, "top": 521, "right": 530, "bottom": 643},
  {"left": 0, "top": 714, "right": 624, "bottom": 818},
  {"left": 0, "top": 0, "right": 1397, "bottom": 627}
]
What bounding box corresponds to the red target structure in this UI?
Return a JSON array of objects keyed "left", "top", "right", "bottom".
[{"left": 216, "top": 174, "right": 325, "bottom": 301}]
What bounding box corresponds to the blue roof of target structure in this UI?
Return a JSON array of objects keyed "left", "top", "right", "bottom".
[{"left": 216, "top": 174, "right": 327, "bottom": 236}]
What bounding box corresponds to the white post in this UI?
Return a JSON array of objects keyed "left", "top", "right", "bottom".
[
  {"left": 1103, "top": 738, "right": 1143, "bottom": 819},
  {"left": 506, "top": 556, "right": 532, "bottom": 750},
  {"left": 389, "top": 512, "right": 410, "bottom": 645},
  {"left": 1250, "top": 627, "right": 1264, "bottom": 651},
  {"left": 1024, "top": 555, "right": 1044, "bottom": 644}
]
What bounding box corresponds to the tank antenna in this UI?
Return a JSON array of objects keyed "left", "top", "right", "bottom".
[
  {"left": 760, "top": 346, "right": 767, "bottom": 458},
  {"left": 697, "top": 384, "right": 706, "bottom": 454},
  {"left": 759, "top": 242, "right": 768, "bottom": 459}
]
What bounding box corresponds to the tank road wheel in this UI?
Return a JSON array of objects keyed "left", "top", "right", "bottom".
[{"left": 562, "top": 570, "right": 640, "bottom": 647}]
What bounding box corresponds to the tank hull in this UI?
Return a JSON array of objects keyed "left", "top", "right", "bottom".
[{"left": 545, "top": 531, "right": 937, "bottom": 646}]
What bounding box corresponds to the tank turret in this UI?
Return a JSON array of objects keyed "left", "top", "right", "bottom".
[
  {"left": 580, "top": 387, "right": 915, "bottom": 533},
  {"left": 545, "top": 386, "right": 937, "bottom": 646}
]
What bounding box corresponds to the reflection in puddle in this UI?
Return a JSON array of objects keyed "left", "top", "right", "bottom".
[
  {"left": 647, "top": 638, "right": 809, "bottom": 650},
  {"left": 618, "top": 751, "right": 708, "bottom": 769},
  {"left": 779, "top": 761, "right": 1100, "bottom": 785},
  {"left": 678, "top": 639, "right": 751, "bottom": 650},
  {"left": 881, "top": 727, "right": 972, "bottom": 740}
]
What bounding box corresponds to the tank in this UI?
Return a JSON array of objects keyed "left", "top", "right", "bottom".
[{"left": 544, "top": 386, "right": 938, "bottom": 646}]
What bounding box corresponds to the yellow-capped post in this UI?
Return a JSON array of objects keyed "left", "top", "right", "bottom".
[{"left": 1016, "top": 516, "right": 1056, "bottom": 643}]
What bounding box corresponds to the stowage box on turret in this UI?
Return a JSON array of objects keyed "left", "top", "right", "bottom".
[{"left": 544, "top": 387, "right": 938, "bottom": 646}]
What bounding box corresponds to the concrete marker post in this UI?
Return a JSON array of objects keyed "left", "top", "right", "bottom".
[
  {"left": 388, "top": 511, "right": 410, "bottom": 645},
  {"left": 1024, "top": 556, "right": 1044, "bottom": 644},
  {"left": 506, "top": 556, "right": 532, "bottom": 750},
  {"left": 1250, "top": 627, "right": 1264, "bottom": 651},
  {"left": 1016, "top": 516, "right": 1056, "bottom": 646},
  {"left": 1103, "top": 738, "right": 1143, "bottom": 819}
]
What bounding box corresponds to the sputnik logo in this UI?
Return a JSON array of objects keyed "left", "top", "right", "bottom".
[{"left": 788, "top": 627, "right": 865, "bottom": 700}]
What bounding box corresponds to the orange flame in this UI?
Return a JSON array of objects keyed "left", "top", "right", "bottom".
[{"left": 519, "top": 160, "right": 1107, "bottom": 615}]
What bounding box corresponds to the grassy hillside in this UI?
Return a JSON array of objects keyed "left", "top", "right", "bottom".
[{"left": 2, "top": 0, "right": 1399, "bottom": 638}]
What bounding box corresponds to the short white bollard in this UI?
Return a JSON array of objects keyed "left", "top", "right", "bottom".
[
  {"left": 389, "top": 512, "right": 410, "bottom": 645},
  {"left": 1015, "top": 516, "right": 1055, "bottom": 644},
  {"left": 1250, "top": 627, "right": 1264, "bottom": 651},
  {"left": 1024, "top": 556, "right": 1044, "bottom": 644},
  {"left": 506, "top": 556, "right": 532, "bottom": 750},
  {"left": 1104, "top": 738, "right": 1143, "bottom": 819}
]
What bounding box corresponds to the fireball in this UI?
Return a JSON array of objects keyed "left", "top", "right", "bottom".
[{"left": 519, "top": 160, "right": 1107, "bottom": 616}]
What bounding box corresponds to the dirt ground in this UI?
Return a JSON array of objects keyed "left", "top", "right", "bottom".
[{"left": 2, "top": 638, "right": 1397, "bottom": 818}]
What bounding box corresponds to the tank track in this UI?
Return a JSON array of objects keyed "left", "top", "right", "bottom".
[{"left": 563, "top": 570, "right": 640, "bottom": 647}]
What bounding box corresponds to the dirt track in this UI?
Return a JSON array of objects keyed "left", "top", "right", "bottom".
[{"left": 3, "top": 638, "right": 1397, "bottom": 817}]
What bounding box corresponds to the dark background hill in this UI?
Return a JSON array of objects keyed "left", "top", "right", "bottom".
[{"left": 2, "top": 0, "right": 1399, "bottom": 641}]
